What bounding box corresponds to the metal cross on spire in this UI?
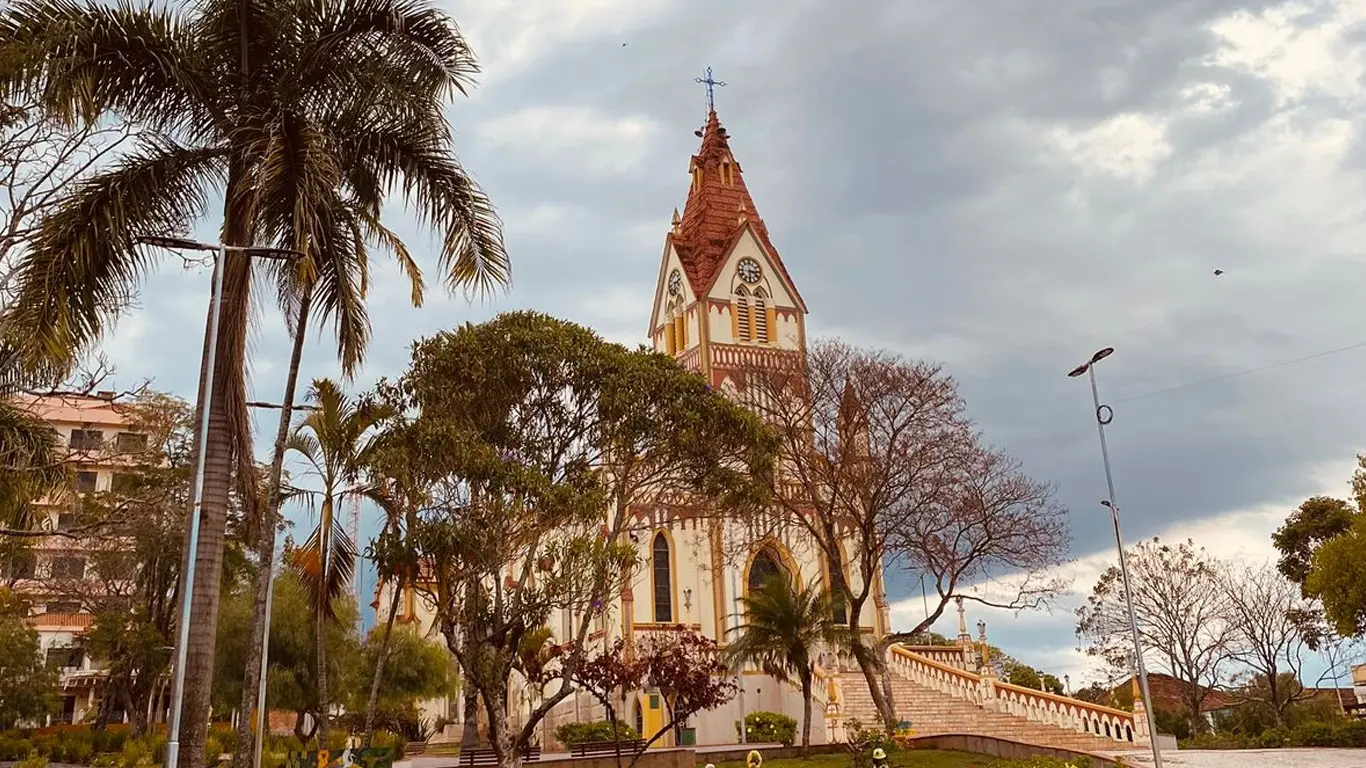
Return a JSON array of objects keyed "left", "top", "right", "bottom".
[{"left": 695, "top": 66, "right": 726, "bottom": 112}]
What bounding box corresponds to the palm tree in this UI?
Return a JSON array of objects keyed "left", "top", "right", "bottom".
[
  {"left": 0, "top": 1, "right": 507, "bottom": 762},
  {"left": 284, "top": 378, "right": 393, "bottom": 747},
  {"left": 728, "top": 574, "right": 845, "bottom": 754}
]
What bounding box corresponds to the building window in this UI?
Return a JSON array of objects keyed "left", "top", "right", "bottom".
[
  {"left": 115, "top": 432, "right": 148, "bottom": 454},
  {"left": 747, "top": 547, "right": 788, "bottom": 595},
  {"left": 50, "top": 556, "right": 86, "bottom": 580},
  {"left": 733, "top": 287, "right": 752, "bottom": 342},
  {"left": 652, "top": 533, "right": 673, "bottom": 623},
  {"left": 753, "top": 289, "right": 770, "bottom": 343},
  {"left": 45, "top": 647, "right": 84, "bottom": 669},
  {"left": 68, "top": 429, "right": 104, "bottom": 451},
  {"left": 2, "top": 552, "right": 36, "bottom": 580},
  {"left": 75, "top": 471, "right": 97, "bottom": 494},
  {"left": 56, "top": 511, "right": 77, "bottom": 532},
  {"left": 673, "top": 307, "right": 687, "bottom": 351},
  {"left": 111, "top": 473, "right": 138, "bottom": 495}
]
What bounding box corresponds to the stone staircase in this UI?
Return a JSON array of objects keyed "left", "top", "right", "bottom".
[{"left": 829, "top": 645, "right": 1144, "bottom": 755}]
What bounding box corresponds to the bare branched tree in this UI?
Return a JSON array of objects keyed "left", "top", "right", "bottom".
[
  {"left": 1076, "top": 537, "right": 1234, "bottom": 733},
  {"left": 738, "top": 338, "right": 1070, "bottom": 732},
  {"left": 1217, "top": 562, "right": 1325, "bottom": 726},
  {"left": 0, "top": 102, "right": 130, "bottom": 302}
]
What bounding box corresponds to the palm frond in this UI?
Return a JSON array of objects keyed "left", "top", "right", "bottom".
[
  {"left": 0, "top": 0, "right": 216, "bottom": 135},
  {"left": 286, "top": 517, "right": 357, "bottom": 618},
  {"left": 0, "top": 397, "right": 67, "bottom": 528},
  {"left": 341, "top": 116, "right": 508, "bottom": 295},
  {"left": 2, "top": 136, "right": 225, "bottom": 368},
  {"left": 288, "top": 0, "right": 479, "bottom": 107}
]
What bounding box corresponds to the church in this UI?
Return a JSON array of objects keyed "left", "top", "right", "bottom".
[
  {"left": 381, "top": 102, "right": 890, "bottom": 748},
  {"left": 568, "top": 102, "right": 893, "bottom": 745},
  {"left": 379, "top": 97, "right": 1153, "bottom": 758}
]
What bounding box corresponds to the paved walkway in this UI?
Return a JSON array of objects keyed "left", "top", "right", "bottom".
[{"left": 1112, "top": 749, "right": 1366, "bottom": 767}]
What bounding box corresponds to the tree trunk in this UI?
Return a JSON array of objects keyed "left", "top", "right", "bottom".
[
  {"left": 363, "top": 579, "right": 404, "bottom": 747},
  {"left": 461, "top": 687, "right": 480, "bottom": 745},
  {"left": 799, "top": 672, "right": 812, "bottom": 756},
  {"left": 179, "top": 244, "right": 255, "bottom": 768},
  {"left": 316, "top": 596, "right": 330, "bottom": 748},
  {"left": 849, "top": 639, "right": 898, "bottom": 734},
  {"left": 230, "top": 291, "right": 313, "bottom": 768},
  {"left": 485, "top": 689, "right": 521, "bottom": 768}
]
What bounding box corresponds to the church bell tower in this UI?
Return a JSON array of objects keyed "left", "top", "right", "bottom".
[{"left": 647, "top": 80, "right": 808, "bottom": 394}]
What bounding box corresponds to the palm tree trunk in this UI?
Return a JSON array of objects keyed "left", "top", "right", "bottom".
[
  {"left": 316, "top": 595, "right": 330, "bottom": 748},
  {"left": 180, "top": 241, "right": 255, "bottom": 768},
  {"left": 362, "top": 579, "right": 403, "bottom": 747},
  {"left": 231, "top": 291, "right": 313, "bottom": 768},
  {"left": 799, "top": 672, "right": 812, "bottom": 756}
]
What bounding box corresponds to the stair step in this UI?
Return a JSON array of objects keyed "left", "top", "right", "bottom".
[{"left": 837, "top": 667, "right": 1130, "bottom": 755}]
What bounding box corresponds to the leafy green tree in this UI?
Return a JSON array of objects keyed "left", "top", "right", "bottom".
[
  {"left": 728, "top": 574, "right": 844, "bottom": 754},
  {"left": 216, "top": 570, "right": 359, "bottom": 739},
  {"left": 369, "top": 311, "right": 775, "bottom": 768},
  {"left": 78, "top": 393, "right": 195, "bottom": 734},
  {"left": 343, "top": 626, "right": 457, "bottom": 721},
  {"left": 0, "top": 3, "right": 508, "bottom": 762},
  {"left": 0, "top": 587, "right": 57, "bottom": 728},
  {"left": 284, "top": 379, "right": 391, "bottom": 747},
  {"left": 1272, "top": 458, "right": 1366, "bottom": 638},
  {"left": 1273, "top": 495, "right": 1357, "bottom": 590}
]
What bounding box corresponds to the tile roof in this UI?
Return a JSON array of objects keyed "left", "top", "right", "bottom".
[{"left": 674, "top": 110, "right": 806, "bottom": 311}]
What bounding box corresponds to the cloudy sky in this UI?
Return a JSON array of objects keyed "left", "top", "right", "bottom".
[{"left": 93, "top": 0, "right": 1366, "bottom": 685}]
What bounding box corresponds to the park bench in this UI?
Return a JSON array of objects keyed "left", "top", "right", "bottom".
[
  {"left": 567, "top": 739, "right": 646, "bottom": 758},
  {"left": 457, "top": 746, "right": 541, "bottom": 766}
]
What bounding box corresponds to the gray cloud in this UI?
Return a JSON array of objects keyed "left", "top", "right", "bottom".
[{"left": 93, "top": 0, "right": 1366, "bottom": 668}]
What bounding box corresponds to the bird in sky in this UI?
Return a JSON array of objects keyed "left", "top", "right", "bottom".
[{"left": 1213, "top": 269, "right": 1224, "bottom": 276}]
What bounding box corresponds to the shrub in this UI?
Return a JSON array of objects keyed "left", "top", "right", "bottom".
[
  {"left": 1254, "top": 726, "right": 1289, "bottom": 748},
  {"left": 737, "top": 711, "right": 796, "bottom": 747},
  {"left": 16, "top": 754, "right": 48, "bottom": 768},
  {"left": 367, "top": 730, "right": 407, "bottom": 758},
  {"left": 553, "top": 720, "right": 638, "bottom": 747},
  {"left": 841, "top": 719, "right": 895, "bottom": 768}
]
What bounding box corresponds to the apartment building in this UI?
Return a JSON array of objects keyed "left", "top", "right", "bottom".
[{"left": 4, "top": 391, "right": 151, "bottom": 725}]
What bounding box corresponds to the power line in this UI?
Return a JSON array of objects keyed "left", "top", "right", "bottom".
[{"left": 1113, "top": 339, "right": 1366, "bottom": 404}]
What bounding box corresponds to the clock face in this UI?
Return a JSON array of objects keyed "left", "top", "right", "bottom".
[
  {"left": 738, "top": 258, "right": 762, "bottom": 284},
  {"left": 668, "top": 269, "right": 682, "bottom": 296}
]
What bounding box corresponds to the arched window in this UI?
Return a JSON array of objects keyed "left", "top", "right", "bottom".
[
  {"left": 752, "top": 288, "right": 770, "bottom": 343},
  {"left": 652, "top": 533, "right": 673, "bottom": 622},
  {"left": 747, "top": 547, "right": 788, "bottom": 595},
  {"left": 673, "top": 304, "right": 687, "bottom": 351},
  {"left": 732, "top": 286, "right": 752, "bottom": 342}
]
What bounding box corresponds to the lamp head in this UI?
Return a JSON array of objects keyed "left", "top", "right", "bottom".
[
  {"left": 135, "top": 235, "right": 213, "bottom": 252},
  {"left": 1091, "top": 347, "right": 1115, "bottom": 364},
  {"left": 1100, "top": 500, "right": 1114, "bottom": 509},
  {"left": 1067, "top": 363, "right": 1089, "bottom": 378}
]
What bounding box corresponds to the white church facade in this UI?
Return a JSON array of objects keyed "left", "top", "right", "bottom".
[{"left": 378, "top": 106, "right": 891, "bottom": 748}]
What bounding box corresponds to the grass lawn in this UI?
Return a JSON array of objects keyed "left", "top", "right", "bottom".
[{"left": 709, "top": 749, "right": 1029, "bottom": 768}]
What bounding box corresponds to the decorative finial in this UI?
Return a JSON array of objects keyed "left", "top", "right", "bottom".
[
  {"left": 671, "top": 208, "right": 681, "bottom": 232},
  {"left": 956, "top": 595, "right": 967, "bottom": 635},
  {"left": 694, "top": 66, "right": 727, "bottom": 112},
  {"left": 737, "top": 200, "right": 748, "bottom": 224}
]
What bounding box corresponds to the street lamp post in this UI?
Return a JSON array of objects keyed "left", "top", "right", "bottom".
[
  {"left": 136, "top": 236, "right": 303, "bottom": 768},
  {"left": 242, "top": 399, "right": 316, "bottom": 768},
  {"left": 1068, "top": 347, "right": 1164, "bottom": 768}
]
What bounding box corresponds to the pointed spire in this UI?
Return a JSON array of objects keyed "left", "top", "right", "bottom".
[{"left": 671, "top": 208, "right": 682, "bottom": 233}]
